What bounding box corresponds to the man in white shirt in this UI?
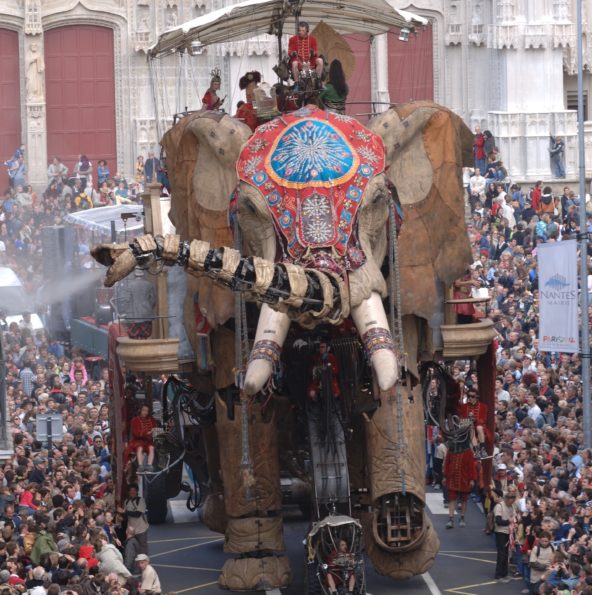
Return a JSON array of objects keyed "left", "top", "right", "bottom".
[
  {"left": 136, "top": 554, "right": 162, "bottom": 594},
  {"left": 495, "top": 378, "right": 510, "bottom": 404},
  {"left": 469, "top": 170, "right": 486, "bottom": 198},
  {"left": 526, "top": 394, "right": 542, "bottom": 421}
]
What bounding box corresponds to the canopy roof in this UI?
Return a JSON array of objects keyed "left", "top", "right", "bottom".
[
  {"left": 64, "top": 205, "right": 144, "bottom": 236},
  {"left": 149, "top": 0, "right": 427, "bottom": 57}
]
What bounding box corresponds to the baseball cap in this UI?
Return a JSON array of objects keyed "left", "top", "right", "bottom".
[
  {"left": 0, "top": 569, "right": 9, "bottom": 583},
  {"left": 497, "top": 463, "right": 508, "bottom": 471},
  {"left": 135, "top": 554, "right": 149, "bottom": 562}
]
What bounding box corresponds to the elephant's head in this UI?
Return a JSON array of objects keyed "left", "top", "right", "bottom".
[
  {"left": 232, "top": 105, "right": 398, "bottom": 393},
  {"left": 101, "top": 102, "right": 472, "bottom": 394}
]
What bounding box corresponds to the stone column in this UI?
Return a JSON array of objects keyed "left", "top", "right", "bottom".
[{"left": 23, "top": 0, "right": 47, "bottom": 192}]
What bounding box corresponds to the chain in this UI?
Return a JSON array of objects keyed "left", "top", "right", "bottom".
[
  {"left": 233, "top": 219, "right": 254, "bottom": 493},
  {"left": 389, "top": 200, "right": 407, "bottom": 494}
]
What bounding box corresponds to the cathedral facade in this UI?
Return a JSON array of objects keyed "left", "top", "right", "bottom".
[{"left": 0, "top": 0, "right": 590, "bottom": 189}]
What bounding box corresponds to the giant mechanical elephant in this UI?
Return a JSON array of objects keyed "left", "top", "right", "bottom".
[{"left": 94, "top": 101, "right": 474, "bottom": 590}]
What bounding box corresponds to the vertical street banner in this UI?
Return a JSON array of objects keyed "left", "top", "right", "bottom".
[{"left": 538, "top": 239, "right": 579, "bottom": 353}]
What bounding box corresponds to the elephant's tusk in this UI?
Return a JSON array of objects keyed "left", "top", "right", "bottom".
[
  {"left": 243, "top": 305, "right": 291, "bottom": 395},
  {"left": 350, "top": 292, "right": 399, "bottom": 392}
]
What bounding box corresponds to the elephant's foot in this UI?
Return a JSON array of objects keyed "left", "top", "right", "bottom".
[
  {"left": 219, "top": 555, "right": 291, "bottom": 591},
  {"left": 244, "top": 305, "right": 290, "bottom": 395},
  {"left": 199, "top": 492, "right": 228, "bottom": 534},
  {"left": 351, "top": 292, "right": 399, "bottom": 391},
  {"left": 360, "top": 511, "right": 439, "bottom": 580}
]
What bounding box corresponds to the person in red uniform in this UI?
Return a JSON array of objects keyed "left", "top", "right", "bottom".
[
  {"left": 202, "top": 69, "right": 225, "bottom": 111},
  {"left": 308, "top": 341, "right": 340, "bottom": 400},
  {"left": 129, "top": 404, "right": 158, "bottom": 471},
  {"left": 235, "top": 71, "right": 260, "bottom": 132},
  {"left": 288, "top": 22, "right": 323, "bottom": 82},
  {"left": 459, "top": 387, "right": 490, "bottom": 458},
  {"left": 443, "top": 448, "right": 477, "bottom": 529}
]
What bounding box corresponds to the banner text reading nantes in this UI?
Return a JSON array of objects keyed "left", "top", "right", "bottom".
[{"left": 538, "top": 239, "right": 579, "bottom": 353}]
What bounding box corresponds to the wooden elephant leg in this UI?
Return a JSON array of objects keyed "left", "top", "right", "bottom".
[
  {"left": 361, "top": 380, "right": 439, "bottom": 579},
  {"left": 215, "top": 395, "right": 291, "bottom": 591}
]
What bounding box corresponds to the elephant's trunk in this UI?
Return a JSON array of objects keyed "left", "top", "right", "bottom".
[{"left": 95, "top": 234, "right": 348, "bottom": 324}]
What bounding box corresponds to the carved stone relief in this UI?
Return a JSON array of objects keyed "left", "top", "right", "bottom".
[
  {"left": 25, "top": 42, "right": 45, "bottom": 102},
  {"left": 24, "top": 0, "right": 42, "bottom": 35}
]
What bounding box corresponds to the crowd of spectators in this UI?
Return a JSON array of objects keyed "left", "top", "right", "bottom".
[
  {"left": 0, "top": 145, "right": 165, "bottom": 594},
  {"left": 430, "top": 131, "right": 592, "bottom": 594},
  {"left": 1, "top": 125, "right": 591, "bottom": 594}
]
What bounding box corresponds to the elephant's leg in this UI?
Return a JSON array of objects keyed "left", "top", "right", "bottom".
[
  {"left": 244, "top": 305, "right": 291, "bottom": 395},
  {"left": 361, "top": 381, "right": 439, "bottom": 579},
  {"left": 350, "top": 292, "right": 398, "bottom": 391},
  {"left": 215, "top": 395, "right": 291, "bottom": 591}
]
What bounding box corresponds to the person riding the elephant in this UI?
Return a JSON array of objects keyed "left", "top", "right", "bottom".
[
  {"left": 235, "top": 71, "right": 260, "bottom": 132},
  {"left": 326, "top": 538, "right": 356, "bottom": 595},
  {"left": 202, "top": 68, "right": 225, "bottom": 111},
  {"left": 129, "top": 404, "right": 158, "bottom": 472},
  {"left": 308, "top": 340, "right": 340, "bottom": 400},
  {"left": 319, "top": 60, "right": 348, "bottom": 114},
  {"left": 289, "top": 21, "right": 323, "bottom": 82}
]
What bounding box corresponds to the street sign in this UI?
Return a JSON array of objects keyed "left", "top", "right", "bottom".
[{"left": 36, "top": 414, "right": 63, "bottom": 442}]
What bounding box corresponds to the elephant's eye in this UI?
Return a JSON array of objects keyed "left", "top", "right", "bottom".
[{"left": 245, "top": 200, "right": 256, "bottom": 214}]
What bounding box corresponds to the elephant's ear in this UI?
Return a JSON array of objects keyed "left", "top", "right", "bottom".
[
  {"left": 161, "top": 111, "right": 252, "bottom": 335},
  {"left": 369, "top": 101, "right": 473, "bottom": 321}
]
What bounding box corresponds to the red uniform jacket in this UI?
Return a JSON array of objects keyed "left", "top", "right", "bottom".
[
  {"left": 236, "top": 102, "right": 257, "bottom": 132},
  {"left": 288, "top": 34, "right": 318, "bottom": 64},
  {"left": 129, "top": 415, "right": 157, "bottom": 449},
  {"left": 444, "top": 449, "right": 478, "bottom": 493},
  {"left": 531, "top": 186, "right": 542, "bottom": 213},
  {"left": 459, "top": 400, "right": 488, "bottom": 427},
  {"left": 459, "top": 400, "right": 491, "bottom": 442},
  {"left": 202, "top": 89, "right": 221, "bottom": 110},
  {"left": 474, "top": 133, "right": 485, "bottom": 160}
]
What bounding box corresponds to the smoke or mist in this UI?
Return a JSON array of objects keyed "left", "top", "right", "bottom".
[{"left": 38, "top": 268, "right": 105, "bottom": 307}]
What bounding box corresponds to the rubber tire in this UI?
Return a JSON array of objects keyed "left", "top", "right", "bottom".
[{"left": 144, "top": 472, "right": 168, "bottom": 525}]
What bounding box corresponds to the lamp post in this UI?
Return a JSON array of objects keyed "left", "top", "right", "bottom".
[{"left": 576, "top": 0, "right": 591, "bottom": 448}]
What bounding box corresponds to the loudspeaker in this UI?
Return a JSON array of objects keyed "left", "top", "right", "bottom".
[
  {"left": 41, "top": 225, "right": 76, "bottom": 278},
  {"left": 41, "top": 226, "right": 64, "bottom": 279}
]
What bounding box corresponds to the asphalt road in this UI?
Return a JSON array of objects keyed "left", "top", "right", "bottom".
[{"left": 146, "top": 491, "right": 527, "bottom": 595}]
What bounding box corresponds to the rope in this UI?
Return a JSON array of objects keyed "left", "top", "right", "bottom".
[{"left": 148, "top": 58, "right": 162, "bottom": 142}]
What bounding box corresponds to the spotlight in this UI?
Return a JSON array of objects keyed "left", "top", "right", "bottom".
[
  {"left": 190, "top": 40, "right": 204, "bottom": 55},
  {"left": 399, "top": 27, "right": 410, "bottom": 42}
]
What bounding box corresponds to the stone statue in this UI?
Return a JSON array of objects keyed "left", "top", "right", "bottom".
[{"left": 26, "top": 43, "right": 45, "bottom": 102}]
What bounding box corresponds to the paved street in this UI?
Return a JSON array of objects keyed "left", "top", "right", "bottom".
[{"left": 147, "top": 490, "right": 527, "bottom": 595}]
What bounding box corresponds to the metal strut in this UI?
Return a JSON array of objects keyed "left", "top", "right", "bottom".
[{"left": 388, "top": 200, "right": 406, "bottom": 495}]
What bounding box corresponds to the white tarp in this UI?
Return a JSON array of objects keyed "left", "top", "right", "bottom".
[
  {"left": 149, "top": 0, "right": 427, "bottom": 57},
  {"left": 64, "top": 205, "right": 144, "bottom": 236},
  {"left": 538, "top": 239, "right": 579, "bottom": 353}
]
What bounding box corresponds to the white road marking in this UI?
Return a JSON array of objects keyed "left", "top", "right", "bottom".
[
  {"left": 265, "top": 589, "right": 282, "bottom": 595},
  {"left": 422, "top": 571, "right": 443, "bottom": 595},
  {"left": 425, "top": 492, "right": 451, "bottom": 515},
  {"left": 167, "top": 499, "right": 199, "bottom": 524}
]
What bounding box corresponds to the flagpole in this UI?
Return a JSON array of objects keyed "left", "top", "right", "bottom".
[{"left": 576, "top": 0, "right": 591, "bottom": 449}]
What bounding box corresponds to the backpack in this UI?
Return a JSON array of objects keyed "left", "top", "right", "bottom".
[{"left": 541, "top": 193, "right": 553, "bottom": 205}]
